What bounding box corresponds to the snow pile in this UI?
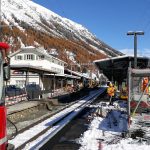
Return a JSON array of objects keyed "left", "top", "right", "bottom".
[
  {"left": 78, "top": 112, "right": 150, "bottom": 150},
  {"left": 78, "top": 117, "right": 103, "bottom": 150},
  {"left": 104, "top": 139, "right": 150, "bottom": 150}
]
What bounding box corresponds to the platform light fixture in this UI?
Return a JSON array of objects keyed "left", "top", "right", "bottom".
[{"left": 127, "top": 31, "right": 144, "bottom": 68}]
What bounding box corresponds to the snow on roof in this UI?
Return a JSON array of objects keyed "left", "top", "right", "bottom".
[
  {"left": 22, "top": 46, "right": 35, "bottom": 49},
  {"left": 10, "top": 64, "right": 57, "bottom": 74},
  {"left": 66, "top": 69, "right": 91, "bottom": 79},
  {"left": 43, "top": 73, "right": 81, "bottom": 79},
  {"left": 94, "top": 55, "right": 150, "bottom": 63},
  {"left": 66, "top": 69, "right": 82, "bottom": 76}
]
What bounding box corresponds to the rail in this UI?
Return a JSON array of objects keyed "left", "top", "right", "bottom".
[{"left": 8, "top": 87, "right": 106, "bottom": 150}]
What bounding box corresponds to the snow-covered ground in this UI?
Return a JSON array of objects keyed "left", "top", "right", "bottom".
[
  {"left": 78, "top": 102, "right": 150, "bottom": 150},
  {"left": 9, "top": 89, "right": 150, "bottom": 150}
]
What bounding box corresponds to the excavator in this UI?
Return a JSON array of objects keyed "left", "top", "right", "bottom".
[{"left": 0, "top": 42, "right": 13, "bottom": 150}]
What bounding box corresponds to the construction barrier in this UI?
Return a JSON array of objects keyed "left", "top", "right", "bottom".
[{"left": 5, "top": 94, "right": 28, "bottom": 106}]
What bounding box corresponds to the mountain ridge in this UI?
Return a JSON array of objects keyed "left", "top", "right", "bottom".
[{"left": 1, "top": 0, "right": 123, "bottom": 68}]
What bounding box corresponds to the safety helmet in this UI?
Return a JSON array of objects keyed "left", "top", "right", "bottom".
[
  {"left": 143, "top": 77, "right": 148, "bottom": 82},
  {"left": 109, "top": 83, "right": 113, "bottom": 87}
]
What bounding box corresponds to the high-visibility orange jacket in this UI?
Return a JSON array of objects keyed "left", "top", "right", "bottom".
[{"left": 142, "top": 77, "right": 149, "bottom": 94}]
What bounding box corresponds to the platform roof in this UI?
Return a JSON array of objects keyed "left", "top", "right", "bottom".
[
  {"left": 11, "top": 65, "right": 81, "bottom": 79},
  {"left": 94, "top": 55, "right": 150, "bottom": 82},
  {"left": 10, "top": 64, "right": 57, "bottom": 74},
  {"left": 65, "top": 69, "right": 90, "bottom": 79},
  {"left": 44, "top": 73, "right": 81, "bottom": 79}
]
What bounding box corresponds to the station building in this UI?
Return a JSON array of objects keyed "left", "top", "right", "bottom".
[
  {"left": 7, "top": 46, "right": 101, "bottom": 100},
  {"left": 8, "top": 46, "right": 68, "bottom": 99}
]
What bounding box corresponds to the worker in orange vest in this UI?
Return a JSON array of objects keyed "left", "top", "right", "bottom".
[
  {"left": 141, "top": 77, "right": 149, "bottom": 94},
  {"left": 107, "top": 83, "right": 116, "bottom": 105}
]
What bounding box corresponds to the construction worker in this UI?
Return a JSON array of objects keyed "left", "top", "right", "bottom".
[
  {"left": 107, "top": 83, "right": 116, "bottom": 105},
  {"left": 141, "top": 77, "right": 149, "bottom": 94}
]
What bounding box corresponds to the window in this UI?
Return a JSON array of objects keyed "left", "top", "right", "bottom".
[
  {"left": 15, "top": 55, "right": 23, "bottom": 60},
  {"left": 25, "top": 54, "right": 35, "bottom": 60},
  {"left": 58, "top": 61, "right": 60, "bottom": 65},
  {"left": 55, "top": 60, "right": 58, "bottom": 64},
  {"left": 49, "top": 57, "right": 52, "bottom": 62},
  {"left": 52, "top": 58, "right": 54, "bottom": 63},
  {"left": 38, "top": 55, "right": 45, "bottom": 60},
  {"left": 16, "top": 80, "right": 25, "bottom": 88}
]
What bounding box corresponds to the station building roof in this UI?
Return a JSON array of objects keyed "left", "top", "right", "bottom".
[
  {"left": 10, "top": 64, "right": 57, "bottom": 74},
  {"left": 65, "top": 69, "right": 91, "bottom": 79},
  {"left": 44, "top": 73, "right": 81, "bottom": 79},
  {"left": 11, "top": 65, "right": 81, "bottom": 79},
  {"left": 94, "top": 55, "right": 150, "bottom": 82}
]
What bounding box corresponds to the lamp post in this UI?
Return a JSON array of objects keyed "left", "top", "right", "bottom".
[{"left": 127, "top": 31, "right": 144, "bottom": 68}]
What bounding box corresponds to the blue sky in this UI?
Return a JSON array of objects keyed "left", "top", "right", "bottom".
[{"left": 33, "top": 0, "right": 150, "bottom": 56}]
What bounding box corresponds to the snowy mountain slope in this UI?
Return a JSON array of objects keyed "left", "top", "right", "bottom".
[{"left": 1, "top": 0, "right": 123, "bottom": 63}]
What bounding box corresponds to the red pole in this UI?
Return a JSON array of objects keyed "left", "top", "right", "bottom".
[
  {"left": 0, "top": 106, "right": 7, "bottom": 150},
  {"left": 0, "top": 42, "right": 10, "bottom": 150}
]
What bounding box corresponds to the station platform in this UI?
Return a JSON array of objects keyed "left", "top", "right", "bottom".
[
  {"left": 7, "top": 101, "right": 42, "bottom": 115},
  {"left": 6, "top": 88, "right": 100, "bottom": 115},
  {"left": 6, "top": 92, "right": 69, "bottom": 115}
]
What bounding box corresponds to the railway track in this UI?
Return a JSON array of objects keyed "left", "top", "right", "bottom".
[
  {"left": 7, "top": 101, "right": 76, "bottom": 139},
  {"left": 8, "top": 87, "right": 106, "bottom": 150},
  {"left": 7, "top": 89, "right": 92, "bottom": 139}
]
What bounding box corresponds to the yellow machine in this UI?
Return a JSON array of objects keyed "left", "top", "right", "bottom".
[
  {"left": 120, "top": 91, "right": 128, "bottom": 100},
  {"left": 120, "top": 82, "right": 128, "bottom": 100}
]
